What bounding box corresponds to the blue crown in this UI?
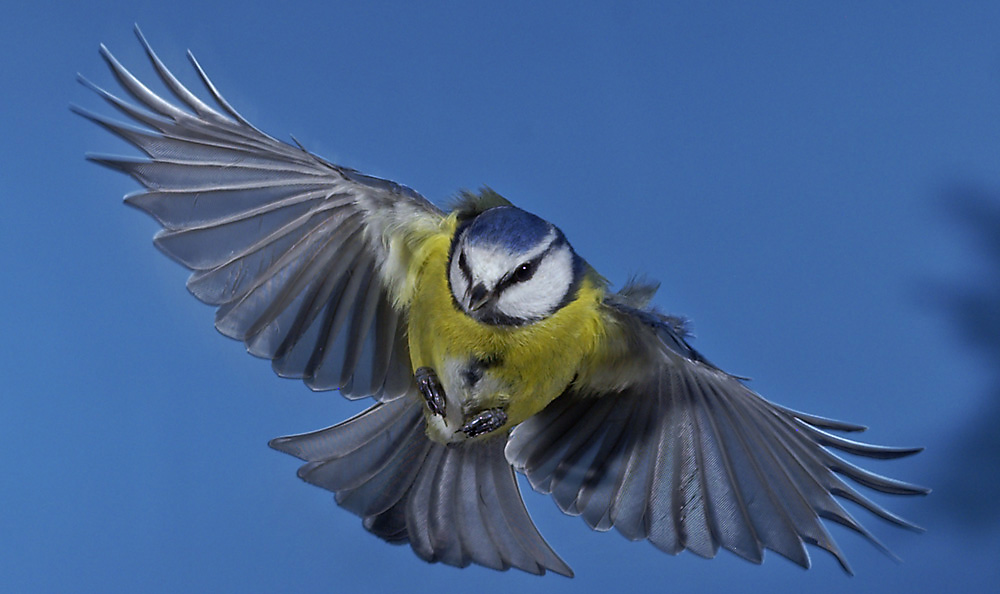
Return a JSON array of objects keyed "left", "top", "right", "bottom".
[{"left": 464, "top": 206, "right": 559, "bottom": 253}]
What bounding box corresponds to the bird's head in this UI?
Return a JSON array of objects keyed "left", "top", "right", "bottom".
[{"left": 448, "top": 206, "right": 583, "bottom": 326}]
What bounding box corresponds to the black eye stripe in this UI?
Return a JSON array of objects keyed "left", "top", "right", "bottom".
[
  {"left": 497, "top": 254, "right": 543, "bottom": 294},
  {"left": 458, "top": 251, "right": 472, "bottom": 282}
]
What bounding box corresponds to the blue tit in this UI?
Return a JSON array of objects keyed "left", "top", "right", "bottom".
[{"left": 77, "top": 28, "right": 927, "bottom": 578}]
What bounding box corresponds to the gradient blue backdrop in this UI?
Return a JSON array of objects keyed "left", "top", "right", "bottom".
[{"left": 3, "top": 2, "right": 998, "bottom": 592}]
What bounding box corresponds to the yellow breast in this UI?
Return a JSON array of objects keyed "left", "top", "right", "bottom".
[{"left": 405, "top": 214, "right": 606, "bottom": 443}]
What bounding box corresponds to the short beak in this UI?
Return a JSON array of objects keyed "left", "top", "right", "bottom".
[{"left": 467, "top": 283, "right": 490, "bottom": 311}]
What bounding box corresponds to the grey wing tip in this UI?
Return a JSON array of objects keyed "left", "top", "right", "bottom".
[
  {"left": 547, "top": 560, "right": 574, "bottom": 578},
  {"left": 267, "top": 435, "right": 291, "bottom": 452},
  {"left": 894, "top": 479, "right": 932, "bottom": 497},
  {"left": 779, "top": 404, "right": 870, "bottom": 433},
  {"left": 873, "top": 445, "right": 926, "bottom": 463},
  {"left": 75, "top": 73, "right": 100, "bottom": 93},
  {"left": 904, "top": 520, "right": 928, "bottom": 534},
  {"left": 864, "top": 443, "right": 927, "bottom": 461},
  {"left": 83, "top": 154, "right": 141, "bottom": 173},
  {"left": 98, "top": 42, "right": 114, "bottom": 62},
  {"left": 295, "top": 461, "right": 321, "bottom": 481},
  {"left": 133, "top": 25, "right": 157, "bottom": 58},
  {"left": 68, "top": 103, "right": 91, "bottom": 119},
  {"left": 268, "top": 435, "right": 307, "bottom": 460}
]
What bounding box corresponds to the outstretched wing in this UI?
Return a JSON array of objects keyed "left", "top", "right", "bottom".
[
  {"left": 76, "top": 28, "right": 443, "bottom": 400},
  {"left": 270, "top": 398, "right": 573, "bottom": 576},
  {"left": 506, "top": 297, "right": 928, "bottom": 574}
]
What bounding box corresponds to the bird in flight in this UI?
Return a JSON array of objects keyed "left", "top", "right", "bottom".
[{"left": 76, "top": 27, "right": 927, "bottom": 578}]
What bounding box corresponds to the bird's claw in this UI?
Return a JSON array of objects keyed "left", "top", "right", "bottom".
[
  {"left": 415, "top": 366, "right": 447, "bottom": 417},
  {"left": 460, "top": 407, "right": 508, "bottom": 438}
]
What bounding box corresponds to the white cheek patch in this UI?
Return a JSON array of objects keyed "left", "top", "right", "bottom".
[
  {"left": 496, "top": 244, "right": 575, "bottom": 321},
  {"left": 448, "top": 252, "right": 469, "bottom": 304}
]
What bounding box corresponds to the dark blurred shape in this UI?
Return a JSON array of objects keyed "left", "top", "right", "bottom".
[{"left": 933, "top": 184, "right": 1000, "bottom": 528}]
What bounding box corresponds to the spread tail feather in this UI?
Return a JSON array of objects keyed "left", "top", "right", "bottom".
[{"left": 269, "top": 397, "right": 573, "bottom": 576}]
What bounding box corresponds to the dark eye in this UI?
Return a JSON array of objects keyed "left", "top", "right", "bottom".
[{"left": 512, "top": 260, "right": 536, "bottom": 283}]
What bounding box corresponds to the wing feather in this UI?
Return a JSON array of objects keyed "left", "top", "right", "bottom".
[
  {"left": 77, "top": 28, "right": 444, "bottom": 400},
  {"left": 507, "top": 299, "right": 928, "bottom": 573}
]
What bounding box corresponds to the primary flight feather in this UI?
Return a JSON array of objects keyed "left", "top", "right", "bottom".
[{"left": 77, "top": 27, "right": 927, "bottom": 577}]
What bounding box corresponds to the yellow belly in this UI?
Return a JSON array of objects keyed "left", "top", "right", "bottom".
[{"left": 405, "top": 215, "right": 605, "bottom": 443}]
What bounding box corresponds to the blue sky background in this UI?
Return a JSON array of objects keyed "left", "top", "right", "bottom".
[{"left": 3, "top": 2, "right": 999, "bottom": 592}]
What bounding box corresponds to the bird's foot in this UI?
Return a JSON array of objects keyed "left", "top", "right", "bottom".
[
  {"left": 415, "top": 366, "right": 447, "bottom": 417},
  {"left": 460, "top": 407, "right": 508, "bottom": 438}
]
